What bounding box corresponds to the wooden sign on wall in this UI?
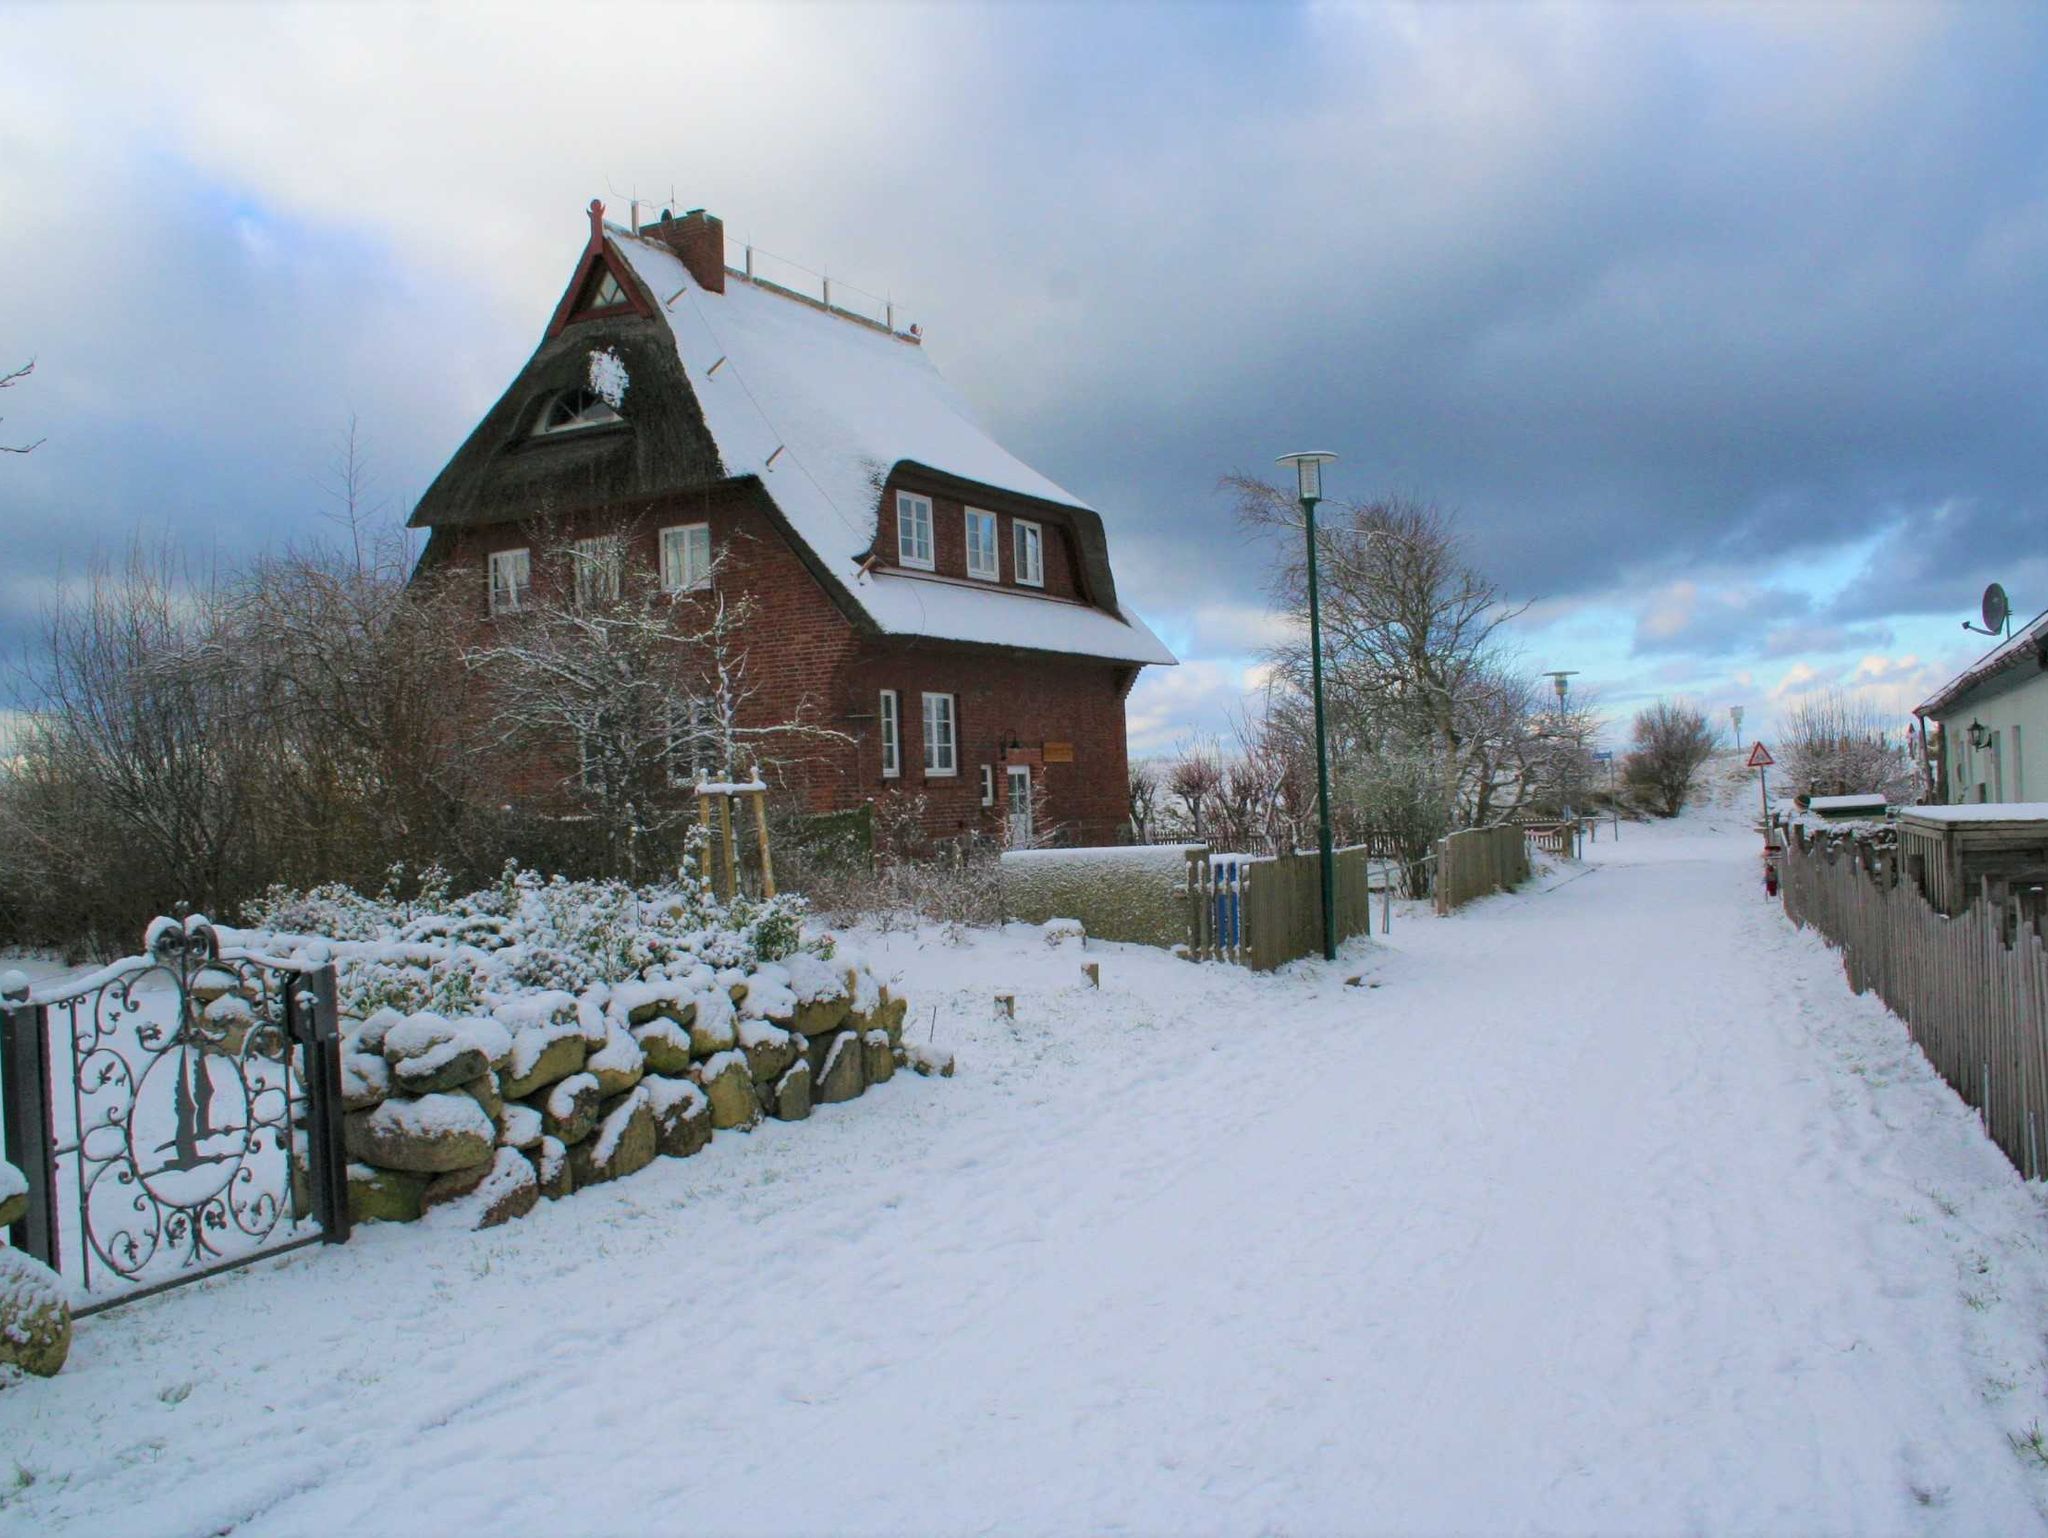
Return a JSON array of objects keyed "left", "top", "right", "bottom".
[{"left": 1044, "top": 741, "right": 1075, "bottom": 764}]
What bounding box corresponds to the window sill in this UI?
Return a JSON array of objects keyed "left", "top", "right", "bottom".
[
  {"left": 897, "top": 556, "right": 935, "bottom": 573},
  {"left": 923, "top": 768, "right": 959, "bottom": 779}
]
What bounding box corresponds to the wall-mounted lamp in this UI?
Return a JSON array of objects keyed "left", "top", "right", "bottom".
[{"left": 1967, "top": 719, "right": 1988, "bottom": 750}]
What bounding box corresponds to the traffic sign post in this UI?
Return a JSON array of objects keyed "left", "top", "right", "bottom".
[{"left": 1747, "top": 740, "right": 1774, "bottom": 833}]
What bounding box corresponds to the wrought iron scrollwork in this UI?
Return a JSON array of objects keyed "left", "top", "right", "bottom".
[{"left": 41, "top": 913, "right": 329, "bottom": 1298}]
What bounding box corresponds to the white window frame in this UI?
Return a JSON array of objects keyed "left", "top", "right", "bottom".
[
  {"left": 922, "top": 692, "right": 957, "bottom": 777},
  {"left": 660, "top": 523, "right": 713, "bottom": 593},
  {"left": 965, "top": 508, "right": 1000, "bottom": 582},
  {"left": 1007, "top": 763, "right": 1034, "bottom": 844},
  {"left": 573, "top": 536, "right": 623, "bottom": 607},
  {"left": 488, "top": 547, "right": 531, "bottom": 615},
  {"left": 980, "top": 763, "right": 996, "bottom": 806},
  {"left": 896, "top": 491, "right": 935, "bottom": 571},
  {"left": 1013, "top": 519, "right": 1044, "bottom": 588},
  {"left": 879, "top": 690, "right": 901, "bottom": 779}
]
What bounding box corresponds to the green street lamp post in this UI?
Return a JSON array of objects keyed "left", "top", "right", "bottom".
[{"left": 1278, "top": 451, "right": 1340, "bottom": 962}]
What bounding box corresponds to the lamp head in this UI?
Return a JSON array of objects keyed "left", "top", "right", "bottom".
[
  {"left": 1968, "top": 719, "right": 1988, "bottom": 749},
  {"left": 1275, "top": 451, "right": 1338, "bottom": 503}
]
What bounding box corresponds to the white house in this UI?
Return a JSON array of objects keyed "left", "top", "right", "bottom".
[{"left": 1916, "top": 607, "right": 2048, "bottom": 803}]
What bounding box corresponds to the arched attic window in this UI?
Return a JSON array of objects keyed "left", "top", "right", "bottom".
[{"left": 532, "top": 388, "right": 623, "bottom": 436}]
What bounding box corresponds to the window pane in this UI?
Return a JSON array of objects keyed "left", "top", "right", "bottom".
[
  {"left": 966, "top": 510, "right": 998, "bottom": 579},
  {"left": 897, "top": 494, "right": 932, "bottom": 566},
  {"left": 923, "top": 693, "right": 955, "bottom": 772},
  {"left": 1014, "top": 521, "right": 1043, "bottom": 585},
  {"left": 490, "top": 548, "right": 530, "bottom": 613}
]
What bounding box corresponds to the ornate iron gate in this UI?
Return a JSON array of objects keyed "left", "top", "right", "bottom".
[{"left": 1, "top": 914, "right": 351, "bottom": 1315}]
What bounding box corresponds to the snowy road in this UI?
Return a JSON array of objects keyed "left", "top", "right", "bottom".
[{"left": 6, "top": 799, "right": 2048, "bottom": 1535}]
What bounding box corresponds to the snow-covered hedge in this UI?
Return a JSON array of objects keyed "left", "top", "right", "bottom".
[
  {"left": 236, "top": 866, "right": 937, "bottom": 1230},
  {"left": 999, "top": 845, "right": 1200, "bottom": 950}
]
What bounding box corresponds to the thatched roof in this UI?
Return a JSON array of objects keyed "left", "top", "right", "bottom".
[{"left": 411, "top": 214, "right": 1173, "bottom": 668}]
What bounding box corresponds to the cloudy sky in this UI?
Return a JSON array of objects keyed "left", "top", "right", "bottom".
[{"left": 4, "top": 1, "right": 2045, "bottom": 755}]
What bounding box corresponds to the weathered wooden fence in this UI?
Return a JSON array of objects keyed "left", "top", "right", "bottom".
[
  {"left": 1433, "top": 825, "right": 1532, "bottom": 915},
  {"left": 1186, "top": 847, "right": 1374, "bottom": 969},
  {"left": 1779, "top": 826, "right": 2048, "bottom": 1178}
]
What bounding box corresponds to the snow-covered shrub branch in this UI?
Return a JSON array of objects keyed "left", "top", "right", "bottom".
[
  {"left": 1777, "top": 690, "right": 1921, "bottom": 803},
  {"left": 462, "top": 518, "right": 848, "bottom": 879}
]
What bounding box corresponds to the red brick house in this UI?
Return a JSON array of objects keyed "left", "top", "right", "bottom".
[{"left": 409, "top": 201, "right": 1173, "bottom": 847}]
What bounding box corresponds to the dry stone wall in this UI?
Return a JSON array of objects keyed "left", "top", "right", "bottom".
[{"left": 340, "top": 962, "right": 918, "bottom": 1229}]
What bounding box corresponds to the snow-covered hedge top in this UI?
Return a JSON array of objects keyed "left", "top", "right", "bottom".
[
  {"left": 236, "top": 864, "right": 866, "bottom": 1027},
  {"left": 0, "top": 1158, "right": 25, "bottom": 1207},
  {"left": 1001, "top": 844, "right": 1203, "bottom": 871}
]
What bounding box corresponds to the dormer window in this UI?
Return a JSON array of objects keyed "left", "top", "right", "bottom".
[{"left": 533, "top": 388, "right": 622, "bottom": 436}]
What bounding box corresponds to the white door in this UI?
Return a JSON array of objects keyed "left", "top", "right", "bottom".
[{"left": 1007, "top": 765, "right": 1034, "bottom": 845}]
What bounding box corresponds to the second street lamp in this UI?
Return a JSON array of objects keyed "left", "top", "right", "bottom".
[{"left": 1277, "top": 450, "right": 1339, "bottom": 962}]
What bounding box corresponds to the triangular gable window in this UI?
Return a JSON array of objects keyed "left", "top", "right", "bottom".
[{"left": 571, "top": 262, "right": 630, "bottom": 318}]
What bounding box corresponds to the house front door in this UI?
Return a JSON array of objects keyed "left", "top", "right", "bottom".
[{"left": 1007, "top": 764, "right": 1034, "bottom": 845}]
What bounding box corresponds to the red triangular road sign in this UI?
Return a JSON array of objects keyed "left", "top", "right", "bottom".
[{"left": 1747, "top": 741, "right": 1774, "bottom": 768}]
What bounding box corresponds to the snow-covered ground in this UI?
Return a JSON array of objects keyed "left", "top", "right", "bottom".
[{"left": 6, "top": 782, "right": 2048, "bottom": 1534}]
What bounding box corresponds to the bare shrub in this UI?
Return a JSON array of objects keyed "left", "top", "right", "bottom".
[
  {"left": 1778, "top": 689, "right": 1920, "bottom": 803},
  {"left": 780, "top": 795, "right": 1000, "bottom": 935},
  {"left": 1622, "top": 701, "right": 1717, "bottom": 817}
]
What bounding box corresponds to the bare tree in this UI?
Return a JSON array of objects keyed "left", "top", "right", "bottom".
[
  {"left": 1232, "top": 481, "right": 1535, "bottom": 833},
  {"left": 1127, "top": 760, "right": 1160, "bottom": 842},
  {"left": 2, "top": 543, "right": 257, "bottom": 949},
  {"left": 1778, "top": 689, "right": 1920, "bottom": 803},
  {"left": 463, "top": 523, "right": 843, "bottom": 876},
  {"left": 1164, "top": 741, "right": 1224, "bottom": 842},
  {"left": 1622, "top": 701, "right": 1717, "bottom": 817},
  {"left": 2, "top": 358, "right": 43, "bottom": 454}
]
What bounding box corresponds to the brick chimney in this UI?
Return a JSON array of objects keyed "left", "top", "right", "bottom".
[{"left": 643, "top": 207, "right": 725, "bottom": 295}]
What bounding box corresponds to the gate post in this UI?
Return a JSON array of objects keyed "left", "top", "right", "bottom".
[
  {"left": 288, "top": 962, "right": 352, "bottom": 1246},
  {"left": 0, "top": 976, "right": 60, "bottom": 1268}
]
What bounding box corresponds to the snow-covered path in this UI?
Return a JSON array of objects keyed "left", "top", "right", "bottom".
[{"left": 6, "top": 803, "right": 2048, "bottom": 1535}]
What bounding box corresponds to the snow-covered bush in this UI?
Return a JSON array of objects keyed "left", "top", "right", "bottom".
[{"left": 243, "top": 860, "right": 813, "bottom": 1022}]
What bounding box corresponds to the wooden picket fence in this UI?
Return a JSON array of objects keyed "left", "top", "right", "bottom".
[
  {"left": 1186, "top": 847, "right": 1374, "bottom": 969},
  {"left": 1779, "top": 826, "right": 2048, "bottom": 1179},
  {"left": 1433, "top": 825, "right": 1532, "bottom": 915}
]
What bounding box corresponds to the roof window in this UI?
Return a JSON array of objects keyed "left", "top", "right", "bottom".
[{"left": 533, "top": 388, "right": 622, "bottom": 436}]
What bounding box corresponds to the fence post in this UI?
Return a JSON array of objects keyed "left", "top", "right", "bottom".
[
  {"left": 288, "top": 962, "right": 353, "bottom": 1246},
  {"left": 1, "top": 979, "right": 60, "bottom": 1269}
]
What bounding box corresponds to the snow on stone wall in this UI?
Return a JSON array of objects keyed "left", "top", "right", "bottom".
[{"left": 1000, "top": 844, "right": 1201, "bottom": 950}]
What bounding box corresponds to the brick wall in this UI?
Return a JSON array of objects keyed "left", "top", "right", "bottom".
[{"left": 424, "top": 484, "right": 1136, "bottom": 846}]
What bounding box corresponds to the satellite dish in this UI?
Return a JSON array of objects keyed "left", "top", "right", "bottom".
[
  {"left": 1964, "top": 581, "right": 2013, "bottom": 639},
  {"left": 1984, "top": 582, "right": 2010, "bottom": 634}
]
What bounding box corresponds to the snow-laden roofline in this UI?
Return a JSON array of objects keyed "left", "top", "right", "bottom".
[
  {"left": 1917, "top": 607, "right": 2048, "bottom": 718},
  {"left": 607, "top": 226, "right": 1175, "bottom": 668}
]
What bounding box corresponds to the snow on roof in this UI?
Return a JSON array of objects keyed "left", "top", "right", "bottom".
[
  {"left": 1899, "top": 802, "right": 2048, "bottom": 825},
  {"left": 1808, "top": 794, "right": 1888, "bottom": 811},
  {"left": 1917, "top": 607, "right": 2048, "bottom": 717},
  {"left": 608, "top": 228, "right": 1174, "bottom": 667}
]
